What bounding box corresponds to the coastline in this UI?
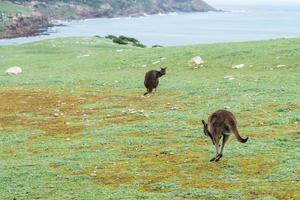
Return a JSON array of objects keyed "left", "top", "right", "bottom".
[{"left": 0, "top": 10, "right": 222, "bottom": 40}]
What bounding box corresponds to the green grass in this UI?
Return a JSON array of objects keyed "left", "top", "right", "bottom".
[
  {"left": 0, "top": 37, "right": 299, "bottom": 199},
  {"left": 0, "top": 1, "right": 30, "bottom": 14}
]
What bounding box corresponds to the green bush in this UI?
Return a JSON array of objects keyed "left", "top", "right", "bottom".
[{"left": 112, "top": 37, "right": 128, "bottom": 45}]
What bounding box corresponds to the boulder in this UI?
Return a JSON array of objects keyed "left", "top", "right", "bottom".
[
  {"left": 188, "top": 56, "right": 204, "bottom": 66},
  {"left": 5, "top": 66, "right": 22, "bottom": 75},
  {"left": 232, "top": 64, "right": 245, "bottom": 69}
]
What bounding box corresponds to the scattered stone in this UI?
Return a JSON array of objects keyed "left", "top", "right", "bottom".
[
  {"left": 188, "top": 56, "right": 204, "bottom": 66},
  {"left": 277, "top": 65, "right": 286, "bottom": 68},
  {"left": 90, "top": 173, "right": 97, "bottom": 177},
  {"left": 232, "top": 64, "right": 245, "bottom": 69},
  {"left": 224, "top": 76, "right": 235, "bottom": 80},
  {"left": 77, "top": 54, "right": 90, "bottom": 58},
  {"left": 152, "top": 60, "right": 161, "bottom": 65},
  {"left": 5, "top": 66, "right": 22, "bottom": 75},
  {"left": 160, "top": 150, "right": 175, "bottom": 155}
]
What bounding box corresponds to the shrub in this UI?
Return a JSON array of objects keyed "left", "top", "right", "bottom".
[
  {"left": 112, "top": 37, "right": 128, "bottom": 45},
  {"left": 105, "top": 34, "right": 117, "bottom": 40}
]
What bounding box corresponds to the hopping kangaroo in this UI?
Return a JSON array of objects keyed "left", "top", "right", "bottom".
[
  {"left": 202, "top": 110, "right": 248, "bottom": 162},
  {"left": 144, "top": 67, "right": 167, "bottom": 96}
]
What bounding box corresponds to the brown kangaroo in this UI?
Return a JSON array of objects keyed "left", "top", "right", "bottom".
[
  {"left": 202, "top": 110, "right": 248, "bottom": 162},
  {"left": 144, "top": 67, "right": 167, "bottom": 96}
]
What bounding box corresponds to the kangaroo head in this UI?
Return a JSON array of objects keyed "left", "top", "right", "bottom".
[
  {"left": 202, "top": 120, "right": 209, "bottom": 136},
  {"left": 159, "top": 67, "right": 167, "bottom": 76},
  {"left": 202, "top": 120, "right": 215, "bottom": 145}
]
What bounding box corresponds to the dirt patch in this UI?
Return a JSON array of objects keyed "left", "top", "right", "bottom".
[
  {"left": 138, "top": 149, "right": 210, "bottom": 192},
  {"left": 236, "top": 155, "right": 278, "bottom": 177},
  {"left": 105, "top": 114, "right": 146, "bottom": 125},
  {"left": 247, "top": 181, "right": 300, "bottom": 199},
  {"left": 0, "top": 89, "right": 87, "bottom": 137},
  {"left": 90, "top": 162, "right": 134, "bottom": 188},
  {"left": 263, "top": 103, "right": 300, "bottom": 112}
]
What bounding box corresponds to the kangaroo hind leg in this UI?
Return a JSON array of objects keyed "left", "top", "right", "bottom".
[
  {"left": 210, "top": 136, "right": 221, "bottom": 162},
  {"left": 215, "top": 135, "right": 229, "bottom": 162}
]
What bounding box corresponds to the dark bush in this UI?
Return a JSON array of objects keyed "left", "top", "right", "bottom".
[
  {"left": 112, "top": 37, "right": 128, "bottom": 45},
  {"left": 105, "top": 34, "right": 117, "bottom": 40}
]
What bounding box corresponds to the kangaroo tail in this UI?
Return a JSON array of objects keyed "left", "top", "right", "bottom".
[{"left": 230, "top": 124, "right": 248, "bottom": 143}]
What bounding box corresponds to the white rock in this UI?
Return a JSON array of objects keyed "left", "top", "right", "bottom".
[
  {"left": 90, "top": 173, "right": 97, "bottom": 177},
  {"left": 224, "top": 76, "right": 235, "bottom": 80},
  {"left": 232, "top": 64, "right": 245, "bottom": 69},
  {"left": 77, "top": 54, "right": 90, "bottom": 58},
  {"left": 277, "top": 65, "right": 286, "bottom": 68},
  {"left": 152, "top": 60, "right": 161, "bottom": 65},
  {"left": 5, "top": 66, "right": 22, "bottom": 75},
  {"left": 188, "top": 56, "right": 204, "bottom": 66}
]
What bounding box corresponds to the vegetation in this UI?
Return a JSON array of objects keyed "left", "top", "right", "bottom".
[
  {"left": 106, "top": 35, "right": 146, "bottom": 47},
  {"left": 0, "top": 37, "right": 299, "bottom": 199}
]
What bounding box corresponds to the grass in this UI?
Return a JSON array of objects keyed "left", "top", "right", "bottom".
[
  {"left": 0, "top": 1, "right": 30, "bottom": 14},
  {"left": 0, "top": 37, "right": 299, "bottom": 199}
]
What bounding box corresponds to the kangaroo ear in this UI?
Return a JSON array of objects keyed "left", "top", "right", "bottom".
[
  {"left": 164, "top": 67, "right": 167, "bottom": 70},
  {"left": 202, "top": 120, "right": 206, "bottom": 126}
]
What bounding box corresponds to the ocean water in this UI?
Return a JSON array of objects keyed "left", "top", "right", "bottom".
[{"left": 0, "top": 6, "right": 299, "bottom": 46}]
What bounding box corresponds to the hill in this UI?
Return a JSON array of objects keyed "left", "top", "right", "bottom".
[
  {"left": 0, "top": 37, "right": 299, "bottom": 199},
  {"left": 0, "top": 0, "right": 216, "bottom": 39}
]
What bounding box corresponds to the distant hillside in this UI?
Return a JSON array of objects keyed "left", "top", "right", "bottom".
[
  {"left": 10, "top": 0, "right": 217, "bottom": 19},
  {"left": 0, "top": 0, "right": 217, "bottom": 39}
]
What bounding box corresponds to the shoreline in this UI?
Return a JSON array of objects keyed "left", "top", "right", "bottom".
[
  {"left": 0, "top": 10, "right": 220, "bottom": 40},
  {"left": 0, "top": 10, "right": 225, "bottom": 42}
]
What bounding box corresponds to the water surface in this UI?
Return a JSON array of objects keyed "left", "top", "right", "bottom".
[{"left": 0, "top": 6, "right": 299, "bottom": 46}]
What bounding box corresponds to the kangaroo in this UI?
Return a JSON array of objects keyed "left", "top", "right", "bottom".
[
  {"left": 202, "top": 110, "right": 248, "bottom": 162},
  {"left": 144, "top": 67, "right": 167, "bottom": 96}
]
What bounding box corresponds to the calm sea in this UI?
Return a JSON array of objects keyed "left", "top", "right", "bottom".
[{"left": 0, "top": 5, "right": 299, "bottom": 46}]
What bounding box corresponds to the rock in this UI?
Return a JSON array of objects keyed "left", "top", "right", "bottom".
[
  {"left": 5, "top": 66, "right": 22, "bottom": 75},
  {"left": 152, "top": 60, "right": 161, "bottom": 65},
  {"left": 90, "top": 173, "right": 97, "bottom": 177},
  {"left": 277, "top": 65, "right": 286, "bottom": 68},
  {"left": 232, "top": 64, "right": 245, "bottom": 69},
  {"left": 188, "top": 56, "right": 204, "bottom": 66},
  {"left": 224, "top": 76, "right": 235, "bottom": 80}
]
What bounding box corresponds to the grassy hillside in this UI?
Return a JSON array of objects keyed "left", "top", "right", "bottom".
[
  {"left": 0, "top": 38, "right": 299, "bottom": 199},
  {"left": 0, "top": 1, "right": 30, "bottom": 30},
  {"left": 5, "top": 0, "right": 216, "bottom": 19}
]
